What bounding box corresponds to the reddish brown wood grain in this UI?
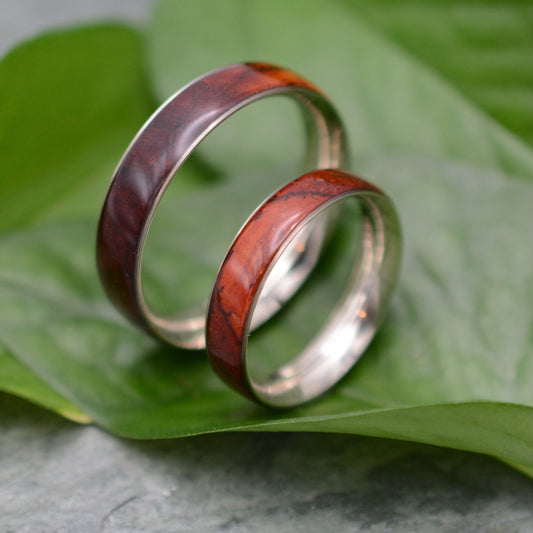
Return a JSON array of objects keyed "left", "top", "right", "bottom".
[
  {"left": 96, "top": 62, "right": 345, "bottom": 341},
  {"left": 206, "top": 169, "right": 382, "bottom": 401}
]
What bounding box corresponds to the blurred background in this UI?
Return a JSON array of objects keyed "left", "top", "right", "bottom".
[{"left": 0, "top": 0, "right": 149, "bottom": 55}]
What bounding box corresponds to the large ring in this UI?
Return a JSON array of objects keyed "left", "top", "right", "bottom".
[
  {"left": 97, "top": 62, "right": 346, "bottom": 349},
  {"left": 206, "top": 169, "right": 401, "bottom": 408}
]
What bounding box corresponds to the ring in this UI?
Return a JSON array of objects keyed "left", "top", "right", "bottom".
[
  {"left": 97, "top": 62, "right": 346, "bottom": 349},
  {"left": 206, "top": 169, "right": 401, "bottom": 407}
]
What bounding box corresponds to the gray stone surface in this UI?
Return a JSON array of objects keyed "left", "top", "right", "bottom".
[
  {"left": 1, "top": 393, "right": 533, "bottom": 532},
  {"left": 0, "top": 0, "right": 150, "bottom": 56},
  {"left": 1, "top": 2, "right": 533, "bottom": 532}
]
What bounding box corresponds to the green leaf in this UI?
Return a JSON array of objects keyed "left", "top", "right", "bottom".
[
  {"left": 0, "top": 24, "right": 156, "bottom": 418},
  {"left": 0, "top": 24, "right": 154, "bottom": 233},
  {"left": 0, "top": 154, "right": 531, "bottom": 474},
  {"left": 336, "top": 0, "right": 533, "bottom": 146},
  {"left": 0, "top": 348, "right": 89, "bottom": 423},
  {"left": 1, "top": 7, "right": 532, "bottom": 477},
  {"left": 147, "top": 0, "right": 533, "bottom": 179}
]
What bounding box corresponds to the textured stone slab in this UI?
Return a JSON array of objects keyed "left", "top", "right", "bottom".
[{"left": 1, "top": 394, "right": 532, "bottom": 532}]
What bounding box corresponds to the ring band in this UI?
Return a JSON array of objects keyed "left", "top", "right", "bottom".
[
  {"left": 97, "top": 62, "right": 347, "bottom": 349},
  {"left": 206, "top": 169, "right": 401, "bottom": 407}
]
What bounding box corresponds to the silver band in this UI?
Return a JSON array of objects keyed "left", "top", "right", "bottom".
[
  {"left": 97, "top": 63, "right": 347, "bottom": 349},
  {"left": 206, "top": 170, "right": 401, "bottom": 407}
]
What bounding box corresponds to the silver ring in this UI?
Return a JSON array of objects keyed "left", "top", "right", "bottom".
[
  {"left": 207, "top": 169, "right": 401, "bottom": 407},
  {"left": 96, "top": 62, "right": 347, "bottom": 349}
]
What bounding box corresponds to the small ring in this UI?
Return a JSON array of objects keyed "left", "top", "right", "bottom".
[
  {"left": 206, "top": 169, "right": 401, "bottom": 408},
  {"left": 97, "top": 62, "right": 347, "bottom": 349}
]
